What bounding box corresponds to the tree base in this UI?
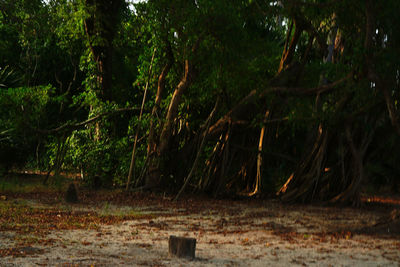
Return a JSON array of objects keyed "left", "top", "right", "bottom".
[
  {"left": 168, "top": 235, "right": 196, "bottom": 259},
  {"left": 65, "top": 183, "right": 78, "bottom": 203}
]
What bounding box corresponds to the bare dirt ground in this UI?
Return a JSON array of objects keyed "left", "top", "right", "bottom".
[{"left": 0, "top": 191, "right": 400, "bottom": 266}]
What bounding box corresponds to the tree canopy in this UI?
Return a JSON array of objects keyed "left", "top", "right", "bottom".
[{"left": 1, "top": 0, "right": 399, "bottom": 205}]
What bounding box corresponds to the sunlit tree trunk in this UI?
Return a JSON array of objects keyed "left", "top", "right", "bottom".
[
  {"left": 249, "top": 110, "right": 270, "bottom": 196},
  {"left": 147, "top": 46, "right": 173, "bottom": 158},
  {"left": 277, "top": 19, "right": 303, "bottom": 74},
  {"left": 145, "top": 39, "right": 200, "bottom": 188}
]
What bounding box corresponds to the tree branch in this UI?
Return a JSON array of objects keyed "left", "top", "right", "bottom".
[
  {"left": 35, "top": 107, "right": 139, "bottom": 135},
  {"left": 262, "top": 71, "right": 353, "bottom": 97},
  {"left": 208, "top": 72, "right": 352, "bottom": 139}
]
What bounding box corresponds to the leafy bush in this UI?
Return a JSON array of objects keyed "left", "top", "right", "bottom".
[{"left": 0, "top": 85, "right": 54, "bottom": 173}]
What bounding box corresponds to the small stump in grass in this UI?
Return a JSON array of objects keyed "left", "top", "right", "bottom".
[
  {"left": 65, "top": 183, "right": 78, "bottom": 203},
  {"left": 168, "top": 235, "right": 196, "bottom": 259}
]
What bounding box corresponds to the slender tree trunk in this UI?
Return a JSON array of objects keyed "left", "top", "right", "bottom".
[
  {"left": 174, "top": 98, "right": 219, "bottom": 201},
  {"left": 249, "top": 110, "right": 270, "bottom": 196},
  {"left": 43, "top": 135, "right": 69, "bottom": 185},
  {"left": 277, "top": 125, "right": 328, "bottom": 202},
  {"left": 159, "top": 60, "right": 191, "bottom": 154},
  {"left": 278, "top": 18, "right": 303, "bottom": 73},
  {"left": 147, "top": 43, "right": 173, "bottom": 157},
  {"left": 330, "top": 123, "right": 374, "bottom": 205},
  {"left": 126, "top": 48, "right": 156, "bottom": 190}
]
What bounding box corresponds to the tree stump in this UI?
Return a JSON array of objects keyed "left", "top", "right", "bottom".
[
  {"left": 65, "top": 183, "right": 78, "bottom": 203},
  {"left": 168, "top": 235, "right": 196, "bottom": 259}
]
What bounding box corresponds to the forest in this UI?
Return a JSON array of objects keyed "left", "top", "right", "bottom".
[{"left": 1, "top": 0, "right": 400, "bottom": 206}]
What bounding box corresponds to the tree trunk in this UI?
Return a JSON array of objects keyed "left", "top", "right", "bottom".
[
  {"left": 277, "top": 124, "right": 329, "bottom": 202},
  {"left": 249, "top": 110, "right": 270, "bottom": 196},
  {"left": 145, "top": 60, "right": 192, "bottom": 188},
  {"left": 159, "top": 60, "right": 191, "bottom": 155},
  {"left": 168, "top": 236, "right": 196, "bottom": 259},
  {"left": 126, "top": 48, "right": 156, "bottom": 190},
  {"left": 84, "top": 0, "right": 123, "bottom": 101},
  {"left": 145, "top": 39, "right": 200, "bottom": 188},
  {"left": 174, "top": 98, "right": 219, "bottom": 201},
  {"left": 278, "top": 18, "right": 303, "bottom": 73},
  {"left": 147, "top": 43, "right": 173, "bottom": 158},
  {"left": 329, "top": 122, "right": 374, "bottom": 205}
]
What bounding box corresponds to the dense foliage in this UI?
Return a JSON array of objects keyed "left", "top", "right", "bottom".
[{"left": 0, "top": 0, "right": 399, "bottom": 204}]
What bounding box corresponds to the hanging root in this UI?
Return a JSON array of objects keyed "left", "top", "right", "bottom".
[{"left": 277, "top": 124, "right": 328, "bottom": 202}]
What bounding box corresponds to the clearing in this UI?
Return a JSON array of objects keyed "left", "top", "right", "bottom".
[{"left": 0, "top": 183, "right": 399, "bottom": 266}]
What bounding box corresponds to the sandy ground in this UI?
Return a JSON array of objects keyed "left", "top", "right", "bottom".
[{"left": 0, "top": 198, "right": 400, "bottom": 266}]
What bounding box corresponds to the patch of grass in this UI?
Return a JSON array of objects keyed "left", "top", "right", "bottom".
[
  {"left": 0, "top": 173, "right": 70, "bottom": 193},
  {"left": 0, "top": 200, "right": 94, "bottom": 234},
  {"left": 100, "top": 201, "right": 111, "bottom": 215},
  {"left": 15, "top": 234, "right": 40, "bottom": 245},
  {"left": 99, "top": 201, "right": 147, "bottom": 218},
  {"left": 0, "top": 199, "right": 152, "bottom": 239}
]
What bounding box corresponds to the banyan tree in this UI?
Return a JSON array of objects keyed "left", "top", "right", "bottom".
[{"left": 131, "top": 0, "right": 400, "bottom": 206}]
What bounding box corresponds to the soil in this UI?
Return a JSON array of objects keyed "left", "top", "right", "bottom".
[{"left": 0, "top": 189, "right": 399, "bottom": 266}]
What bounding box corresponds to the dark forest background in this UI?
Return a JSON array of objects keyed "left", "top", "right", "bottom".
[{"left": 1, "top": 0, "right": 399, "bottom": 205}]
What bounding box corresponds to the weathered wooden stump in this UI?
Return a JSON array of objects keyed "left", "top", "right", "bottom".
[
  {"left": 168, "top": 235, "right": 196, "bottom": 259},
  {"left": 65, "top": 183, "right": 78, "bottom": 203}
]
